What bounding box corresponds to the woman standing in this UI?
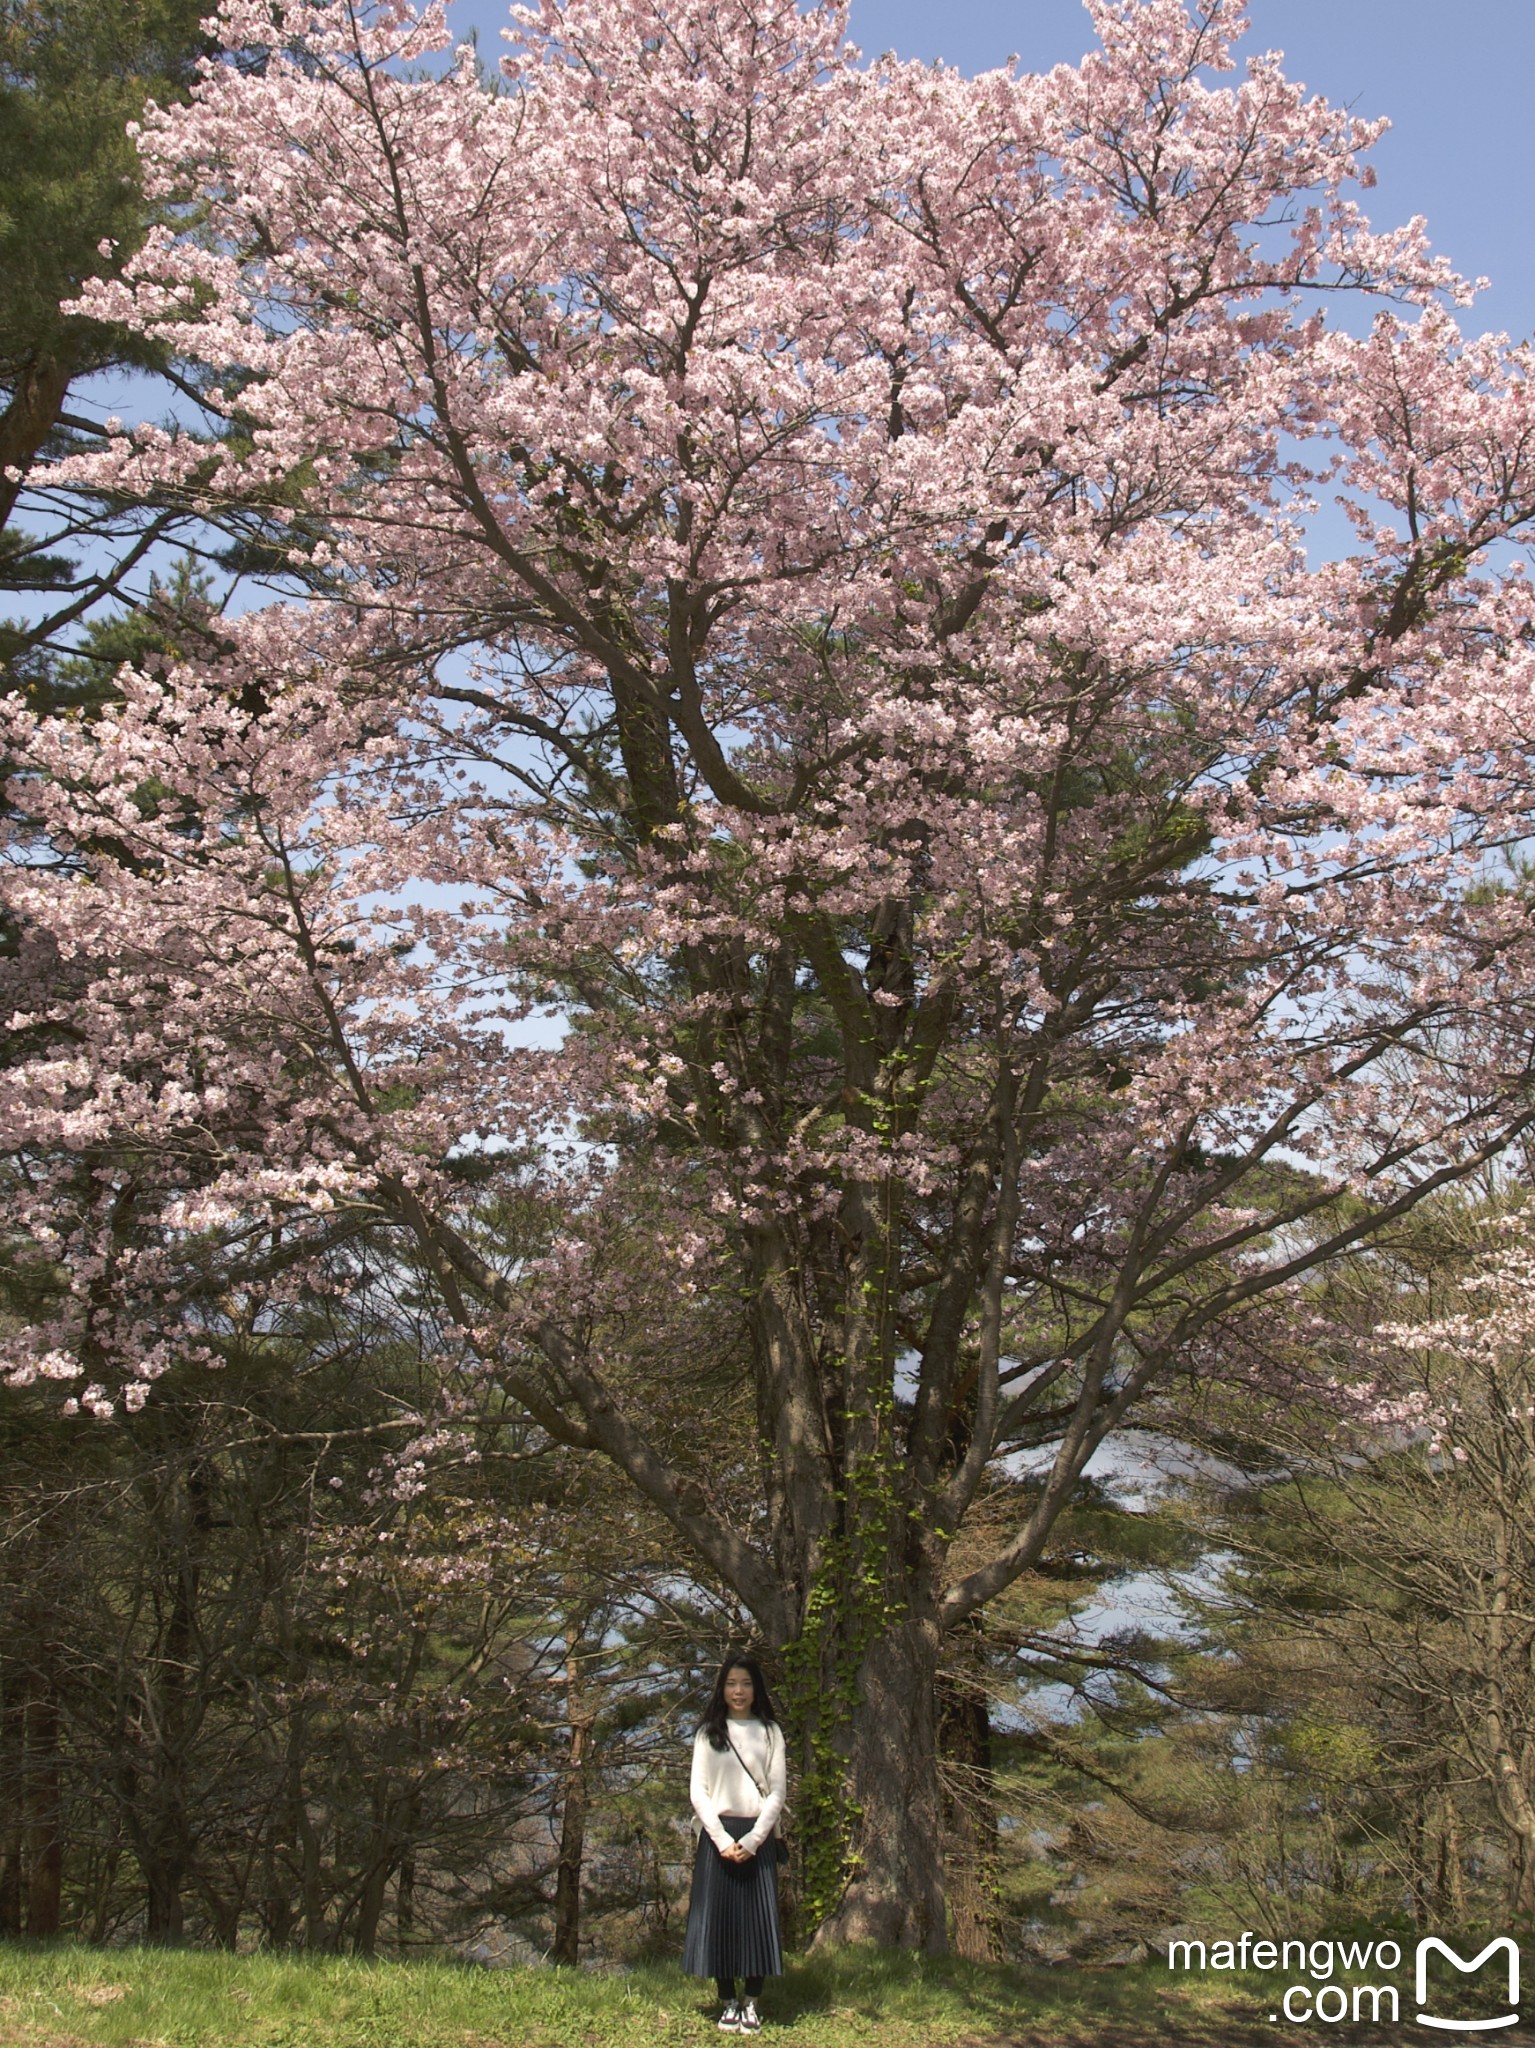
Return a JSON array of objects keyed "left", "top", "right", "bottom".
[{"left": 682, "top": 1654, "right": 787, "bottom": 2035}]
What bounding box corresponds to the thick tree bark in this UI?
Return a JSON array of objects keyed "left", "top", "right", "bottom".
[
  {"left": 813, "top": 1618, "right": 947, "bottom": 1952},
  {"left": 0, "top": 354, "right": 72, "bottom": 534}
]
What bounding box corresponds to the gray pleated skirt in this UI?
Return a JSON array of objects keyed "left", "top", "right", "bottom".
[{"left": 681, "top": 1815, "right": 784, "bottom": 1979}]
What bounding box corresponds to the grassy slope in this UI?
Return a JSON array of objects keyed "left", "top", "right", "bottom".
[{"left": 0, "top": 1941, "right": 1415, "bottom": 2048}]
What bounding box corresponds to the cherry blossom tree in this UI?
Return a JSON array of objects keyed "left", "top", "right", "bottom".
[{"left": 8, "top": 0, "right": 1535, "bottom": 1947}]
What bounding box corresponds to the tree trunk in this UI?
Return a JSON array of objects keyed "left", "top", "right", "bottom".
[
  {"left": 551, "top": 1721, "right": 592, "bottom": 1966},
  {"left": 1436, "top": 1787, "right": 1466, "bottom": 1923},
  {"left": 0, "top": 354, "right": 73, "bottom": 533},
  {"left": 210, "top": 1899, "right": 241, "bottom": 1949},
  {"left": 23, "top": 1674, "right": 63, "bottom": 1937},
  {"left": 298, "top": 1788, "right": 325, "bottom": 1948},
  {"left": 260, "top": 1844, "right": 296, "bottom": 1950},
  {"left": 1481, "top": 1686, "right": 1535, "bottom": 1923},
  {"left": 0, "top": 1843, "right": 19, "bottom": 1937},
  {"left": 395, "top": 1783, "right": 420, "bottom": 1950},
  {"left": 140, "top": 1456, "right": 210, "bottom": 1945},
  {"left": 551, "top": 1619, "right": 594, "bottom": 1968},
  {"left": 88, "top": 1844, "right": 121, "bottom": 1945},
  {"left": 0, "top": 1672, "right": 24, "bottom": 1937},
  {"left": 145, "top": 1852, "right": 185, "bottom": 1942},
  {"left": 1408, "top": 1792, "right": 1430, "bottom": 1931},
  {"left": 812, "top": 1616, "right": 947, "bottom": 1952},
  {"left": 139, "top": 1748, "right": 188, "bottom": 1938},
  {"left": 937, "top": 1674, "right": 998, "bottom": 1962},
  {"left": 353, "top": 1852, "right": 392, "bottom": 1957}
]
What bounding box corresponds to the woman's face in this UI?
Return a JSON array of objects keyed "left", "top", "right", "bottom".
[{"left": 723, "top": 1666, "right": 756, "bottom": 1716}]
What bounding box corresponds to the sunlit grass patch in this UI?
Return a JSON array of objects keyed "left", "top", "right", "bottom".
[{"left": 0, "top": 1939, "right": 1337, "bottom": 2047}]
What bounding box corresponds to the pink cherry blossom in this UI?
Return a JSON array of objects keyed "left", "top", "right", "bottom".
[{"left": 8, "top": 0, "right": 1535, "bottom": 1947}]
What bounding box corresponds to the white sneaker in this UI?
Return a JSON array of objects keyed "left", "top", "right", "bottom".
[
  {"left": 717, "top": 2000, "right": 742, "bottom": 2032},
  {"left": 738, "top": 2001, "right": 762, "bottom": 2034}
]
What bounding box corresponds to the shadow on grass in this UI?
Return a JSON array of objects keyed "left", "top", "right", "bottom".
[
  {"left": 716, "top": 1952, "right": 1266, "bottom": 2043},
  {"left": 735, "top": 1951, "right": 1535, "bottom": 2046}
]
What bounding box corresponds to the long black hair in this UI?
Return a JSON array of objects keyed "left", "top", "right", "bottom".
[{"left": 698, "top": 1652, "right": 779, "bottom": 1750}]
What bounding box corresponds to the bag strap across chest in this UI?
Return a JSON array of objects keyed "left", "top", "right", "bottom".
[{"left": 722, "top": 1723, "right": 775, "bottom": 1800}]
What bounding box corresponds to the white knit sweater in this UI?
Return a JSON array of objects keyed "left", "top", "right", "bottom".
[{"left": 690, "top": 1717, "right": 787, "bottom": 1856}]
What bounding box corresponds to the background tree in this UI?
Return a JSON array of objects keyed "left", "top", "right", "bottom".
[
  {"left": 0, "top": 1227, "right": 725, "bottom": 1952},
  {"left": 984, "top": 1200, "right": 1535, "bottom": 1952},
  {"left": 1177, "top": 1205, "right": 1535, "bottom": 1925},
  {"left": 0, "top": 0, "right": 214, "bottom": 647}
]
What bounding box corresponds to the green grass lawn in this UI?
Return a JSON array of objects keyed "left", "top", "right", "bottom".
[{"left": 0, "top": 1939, "right": 1420, "bottom": 2048}]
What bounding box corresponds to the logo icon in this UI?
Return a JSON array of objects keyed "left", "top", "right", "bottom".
[{"left": 1416, "top": 1937, "right": 1521, "bottom": 2032}]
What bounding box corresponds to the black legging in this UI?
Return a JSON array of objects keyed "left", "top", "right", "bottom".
[{"left": 717, "top": 1975, "right": 764, "bottom": 2002}]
